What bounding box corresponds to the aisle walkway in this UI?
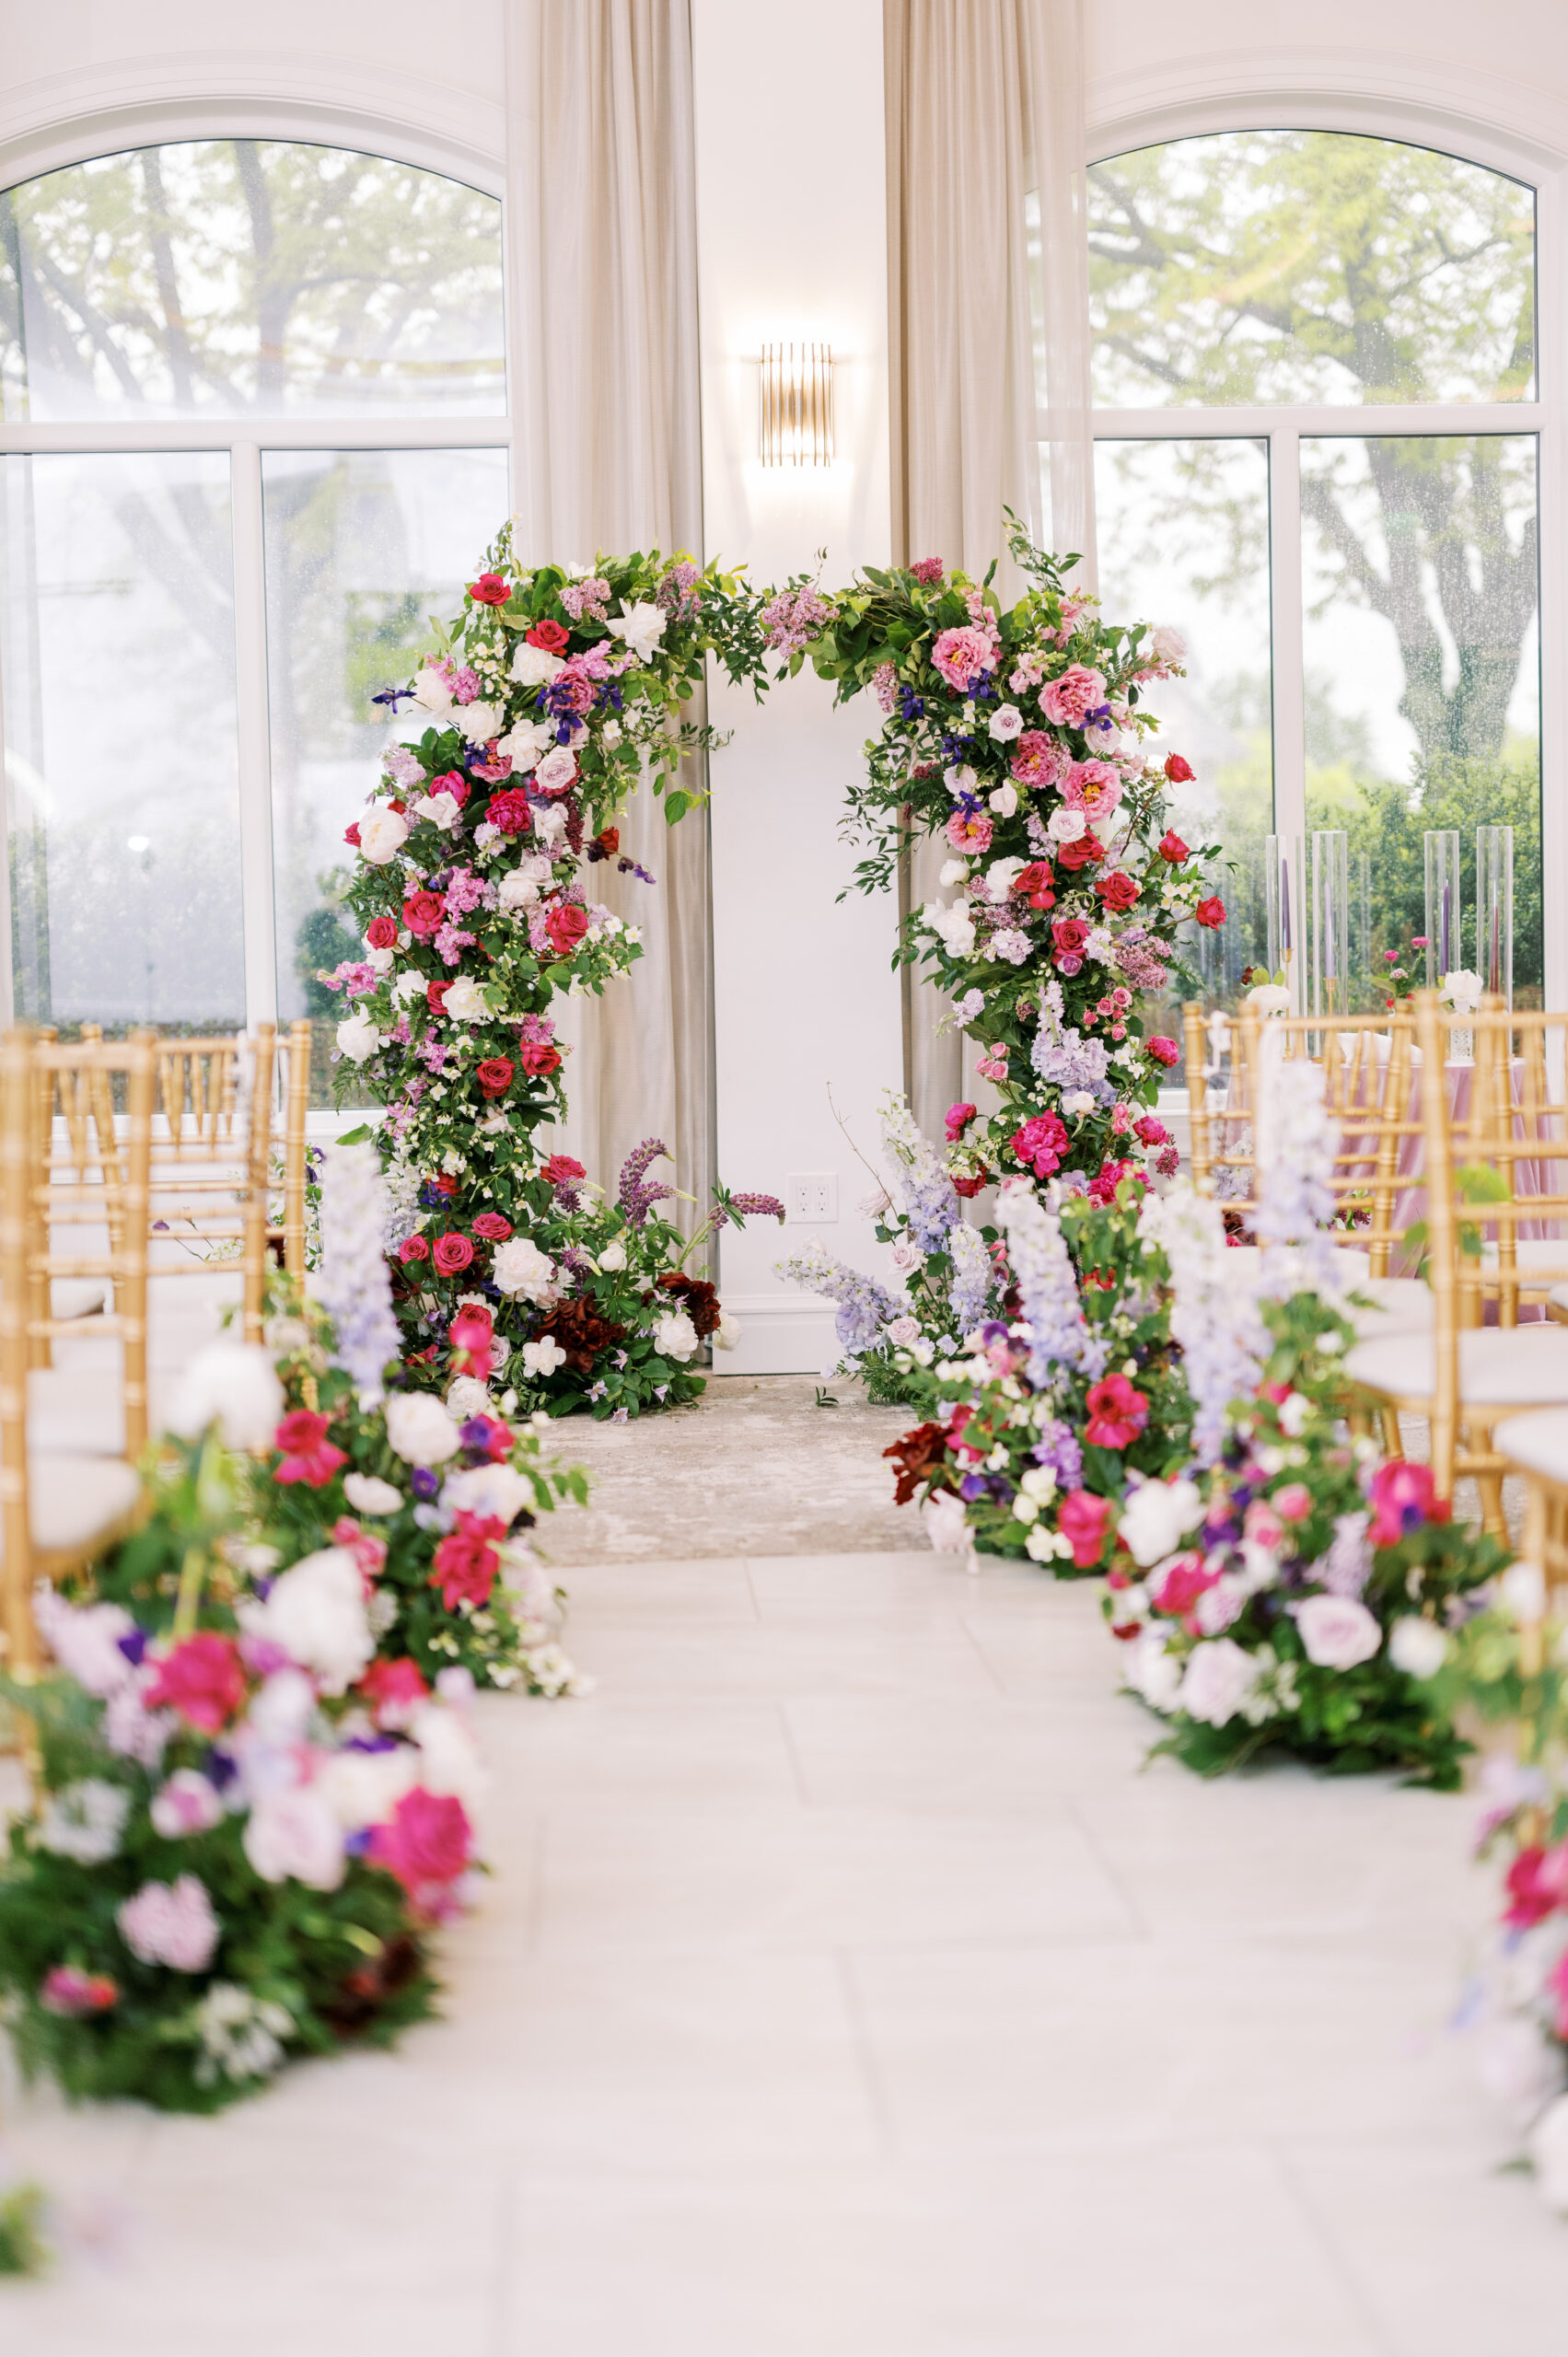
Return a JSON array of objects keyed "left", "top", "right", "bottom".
[{"left": 6, "top": 1548, "right": 1566, "bottom": 2352}]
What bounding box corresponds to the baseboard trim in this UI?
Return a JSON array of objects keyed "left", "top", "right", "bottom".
[{"left": 712, "top": 1292, "right": 838, "bottom": 1376}]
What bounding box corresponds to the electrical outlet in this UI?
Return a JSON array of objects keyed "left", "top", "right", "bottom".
[{"left": 786, "top": 1172, "right": 838, "bottom": 1222}]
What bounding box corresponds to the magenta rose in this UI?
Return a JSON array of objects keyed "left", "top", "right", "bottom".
[{"left": 432, "top": 1232, "right": 475, "bottom": 1276}]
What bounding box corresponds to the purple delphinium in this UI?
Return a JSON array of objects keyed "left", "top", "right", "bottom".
[{"left": 316, "top": 1143, "right": 402, "bottom": 1405}]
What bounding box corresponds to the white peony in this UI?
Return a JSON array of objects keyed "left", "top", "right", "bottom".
[
  {"left": 923, "top": 1489, "right": 970, "bottom": 1552},
  {"left": 412, "top": 663, "right": 455, "bottom": 713},
  {"left": 1118, "top": 1477, "right": 1202, "bottom": 1569},
  {"left": 983, "top": 856, "right": 1027, "bottom": 902},
  {"left": 534, "top": 748, "right": 578, "bottom": 796},
  {"left": 497, "top": 717, "right": 552, "bottom": 771},
  {"left": 456, "top": 699, "right": 503, "bottom": 741},
  {"left": 1062, "top": 1089, "right": 1097, "bottom": 1120},
  {"left": 167, "top": 1342, "right": 285, "bottom": 1452},
  {"left": 653, "top": 1310, "right": 700, "bottom": 1362},
  {"left": 512, "top": 640, "right": 564, "bottom": 687},
  {"left": 357, "top": 806, "right": 410, "bottom": 865},
  {"left": 36, "top": 1778, "right": 131, "bottom": 1864},
  {"left": 392, "top": 968, "right": 427, "bottom": 1005},
  {"left": 242, "top": 1786, "right": 346, "bottom": 1890},
  {"left": 610, "top": 600, "right": 668, "bottom": 663},
  {"left": 713, "top": 1309, "right": 742, "bottom": 1350},
  {"left": 445, "top": 1374, "right": 493, "bottom": 1422},
  {"left": 384, "top": 1391, "right": 461, "bottom": 1467},
  {"left": 597, "top": 1239, "right": 627, "bottom": 1271},
  {"left": 522, "top": 1336, "right": 569, "bottom": 1380},
  {"left": 240, "top": 1549, "right": 373, "bottom": 1695},
  {"left": 987, "top": 703, "right": 1024, "bottom": 742},
  {"left": 444, "top": 1460, "right": 536, "bottom": 1529},
  {"left": 343, "top": 1471, "right": 404, "bottom": 1518},
  {"left": 1295, "top": 1593, "right": 1382, "bottom": 1670},
  {"left": 923, "top": 900, "right": 976, "bottom": 959},
  {"left": 336, "top": 1011, "right": 383, "bottom": 1065},
  {"left": 1388, "top": 1615, "right": 1448, "bottom": 1680},
  {"left": 1047, "top": 806, "right": 1088, "bottom": 842},
  {"left": 939, "top": 859, "right": 970, "bottom": 887},
  {"left": 1247, "top": 982, "right": 1291, "bottom": 1016},
  {"left": 1179, "top": 1638, "right": 1259, "bottom": 1725},
  {"left": 364, "top": 942, "right": 395, "bottom": 973},
  {"left": 441, "top": 977, "right": 490, "bottom": 1022},
  {"left": 1529, "top": 2095, "right": 1568, "bottom": 2212},
  {"left": 1442, "top": 968, "right": 1483, "bottom": 1015},
  {"left": 494, "top": 1237, "right": 560, "bottom": 1302},
  {"left": 532, "top": 802, "right": 570, "bottom": 845}
]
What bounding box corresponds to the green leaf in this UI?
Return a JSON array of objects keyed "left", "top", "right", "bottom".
[{"left": 336, "top": 1124, "right": 373, "bottom": 1145}]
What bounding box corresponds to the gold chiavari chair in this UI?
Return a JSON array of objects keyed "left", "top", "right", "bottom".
[
  {"left": 144, "top": 1028, "right": 276, "bottom": 1346},
  {"left": 1488, "top": 1410, "right": 1568, "bottom": 1605},
  {"left": 0, "top": 1029, "right": 154, "bottom": 1680},
  {"left": 1343, "top": 992, "right": 1568, "bottom": 1532},
  {"left": 269, "top": 1017, "right": 313, "bottom": 1281}
]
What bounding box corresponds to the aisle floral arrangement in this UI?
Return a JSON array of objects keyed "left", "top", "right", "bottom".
[{"left": 789, "top": 517, "right": 1208, "bottom": 1196}]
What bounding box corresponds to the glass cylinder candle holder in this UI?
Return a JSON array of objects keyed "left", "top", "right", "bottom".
[
  {"left": 1309, "top": 830, "right": 1349, "bottom": 1021},
  {"left": 1264, "top": 831, "right": 1305, "bottom": 1014},
  {"left": 1476, "top": 825, "right": 1514, "bottom": 1008},
  {"left": 1423, "top": 830, "right": 1462, "bottom": 990}
]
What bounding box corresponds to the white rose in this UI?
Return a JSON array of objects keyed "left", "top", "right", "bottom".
[
  {"left": 610, "top": 599, "right": 668, "bottom": 663},
  {"left": 1247, "top": 983, "right": 1291, "bottom": 1016},
  {"left": 988, "top": 783, "right": 1019, "bottom": 817},
  {"left": 242, "top": 1787, "right": 346, "bottom": 1890},
  {"left": 532, "top": 802, "right": 570, "bottom": 845},
  {"left": 1118, "top": 1477, "right": 1202, "bottom": 1569},
  {"left": 443, "top": 1460, "right": 536, "bottom": 1529},
  {"left": 522, "top": 1336, "right": 568, "bottom": 1379},
  {"left": 1179, "top": 1637, "right": 1259, "bottom": 1726},
  {"left": 441, "top": 977, "right": 490, "bottom": 1022},
  {"left": 411, "top": 791, "right": 461, "bottom": 831},
  {"left": 1047, "top": 806, "right": 1088, "bottom": 842},
  {"left": 886, "top": 1316, "right": 921, "bottom": 1347},
  {"left": 1388, "top": 1616, "right": 1448, "bottom": 1680},
  {"left": 534, "top": 748, "right": 578, "bottom": 796},
  {"left": 511, "top": 640, "right": 564, "bottom": 687},
  {"left": 166, "top": 1342, "right": 285, "bottom": 1453},
  {"left": 497, "top": 717, "right": 552, "bottom": 771},
  {"left": 239, "top": 1549, "right": 374, "bottom": 1695},
  {"left": 498, "top": 868, "right": 542, "bottom": 910},
  {"left": 357, "top": 806, "right": 410, "bottom": 865},
  {"left": 597, "top": 1239, "right": 627, "bottom": 1271},
  {"left": 494, "top": 1237, "right": 560, "bottom": 1303},
  {"left": 336, "top": 1011, "right": 383, "bottom": 1065},
  {"left": 983, "top": 856, "right": 1027, "bottom": 903},
  {"left": 412, "top": 663, "right": 455, "bottom": 713},
  {"left": 445, "top": 1374, "right": 493, "bottom": 1422},
  {"left": 342, "top": 1471, "right": 404, "bottom": 1518},
  {"left": 1295, "top": 1593, "right": 1382, "bottom": 1670},
  {"left": 987, "top": 702, "right": 1024, "bottom": 742},
  {"left": 1152, "top": 624, "right": 1187, "bottom": 666},
  {"left": 653, "top": 1309, "right": 700, "bottom": 1362},
  {"left": 713, "top": 1309, "right": 742, "bottom": 1351},
  {"left": 384, "top": 1391, "right": 461, "bottom": 1467},
  {"left": 923, "top": 1489, "right": 970, "bottom": 1552},
  {"left": 924, "top": 901, "right": 976, "bottom": 959},
  {"left": 457, "top": 700, "right": 503, "bottom": 741}
]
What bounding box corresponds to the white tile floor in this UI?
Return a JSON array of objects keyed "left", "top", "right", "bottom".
[{"left": 6, "top": 1546, "right": 1568, "bottom": 2352}]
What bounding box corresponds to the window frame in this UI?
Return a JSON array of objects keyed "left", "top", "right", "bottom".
[{"left": 1072, "top": 114, "right": 1565, "bottom": 1015}]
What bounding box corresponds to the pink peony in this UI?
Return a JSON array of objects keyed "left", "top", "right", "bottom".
[
  {"left": 1040, "top": 664, "right": 1107, "bottom": 727},
  {"left": 1010, "top": 1112, "right": 1069, "bottom": 1178},
  {"left": 1295, "top": 1593, "right": 1382, "bottom": 1670},
  {"left": 931, "top": 625, "right": 998, "bottom": 692},
  {"left": 1009, "top": 730, "right": 1065, "bottom": 789},
  {"left": 945, "top": 808, "right": 993, "bottom": 853},
  {"left": 1145, "top": 1036, "right": 1179, "bottom": 1068},
  {"left": 1062, "top": 760, "right": 1122, "bottom": 821},
  {"left": 117, "top": 1875, "right": 220, "bottom": 1971}
]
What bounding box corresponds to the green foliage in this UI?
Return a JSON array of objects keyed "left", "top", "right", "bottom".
[{"left": 0, "top": 2183, "right": 51, "bottom": 2277}]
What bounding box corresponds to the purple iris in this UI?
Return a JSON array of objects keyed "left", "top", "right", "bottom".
[{"left": 411, "top": 1467, "right": 440, "bottom": 1502}]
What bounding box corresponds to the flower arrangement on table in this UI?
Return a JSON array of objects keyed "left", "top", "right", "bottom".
[
  {"left": 322, "top": 533, "right": 776, "bottom": 1415},
  {"left": 387, "top": 1138, "right": 784, "bottom": 1422},
  {"left": 0, "top": 1433, "right": 484, "bottom": 2113},
  {"left": 788, "top": 518, "right": 1214, "bottom": 1196}
]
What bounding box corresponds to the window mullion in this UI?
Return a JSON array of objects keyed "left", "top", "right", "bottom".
[
  {"left": 230, "top": 439, "right": 278, "bottom": 1035},
  {"left": 1267, "top": 424, "right": 1307, "bottom": 866}
]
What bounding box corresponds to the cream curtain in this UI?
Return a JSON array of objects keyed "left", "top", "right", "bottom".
[
  {"left": 884, "top": 0, "right": 1096, "bottom": 1135},
  {"left": 504, "top": 0, "right": 714, "bottom": 1236}
]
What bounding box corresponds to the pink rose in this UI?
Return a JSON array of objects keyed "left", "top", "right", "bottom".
[
  {"left": 1272, "top": 1482, "right": 1312, "bottom": 1524},
  {"left": 1058, "top": 1489, "right": 1113, "bottom": 1569},
  {"left": 1145, "top": 1036, "right": 1179, "bottom": 1068},
  {"left": 1040, "top": 664, "right": 1107, "bottom": 727},
  {"left": 1368, "top": 1459, "right": 1447, "bottom": 1547},
  {"left": 1295, "top": 1593, "right": 1382, "bottom": 1670}
]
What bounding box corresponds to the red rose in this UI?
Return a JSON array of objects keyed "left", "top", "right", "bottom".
[
  {"left": 1085, "top": 1373, "right": 1150, "bottom": 1450},
  {"left": 1055, "top": 830, "right": 1104, "bottom": 871},
  {"left": 486, "top": 789, "right": 533, "bottom": 834},
  {"left": 1194, "top": 895, "right": 1226, "bottom": 929},
  {"left": 402, "top": 891, "right": 445, "bottom": 936},
  {"left": 358, "top": 1657, "right": 429, "bottom": 1724},
  {"left": 543, "top": 1154, "right": 587, "bottom": 1185},
  {"left": 952, "top": 1172, "right": 989, "bottom": 1199},
  {"left": 468, "top": 573, "right": 511, "bottom": 605},
  {"left": 431, "top": 769, "right": 470, "bottom": 807},
  {"left": 343, "top": 821, "right": 361, "bottom": 846},
  {"left": 1013, "top": 860, "right": 1055, "bottom": 909},
  {"left": 476, "top": 1056, "right": 515, "bottom": 1097},
  {"left": 273, "top": 1408, "right": 348, "bottom": 1489},
  {"left": 1051, "top": 918, "right": 1089, "bottom": 958},
  {"left": 1094, "top": 869, "right": 1140, "bottom": 911},
  {"left": 1057, "top": 1490, "right": 1113, "bottom": 1569},
  {"left": 526, "top": 619, "right": 570, "bottom": 652},
  {"left": 1145, "top": 1036, "right": 1179, "bottom": 1068},
  {"left": 433, "top": 1174, "right": 459, "bottom": 1198},
  {"left": 430, "top": 1510, "right": 507, "bottom": 1609},
  {"left": 398, "top": 1234, "right": 430, "bottom": 1263},
  {"left": 594, "top": 827, "right": 621, "bottom": 855},
  {"left": 144, "top": 1632, "right": 246, "bottom": 1734},
  {"left": 432, "top": 1232, "right": 474, "bottom": 1276},
  {"left": 545, "top": 903, "right": 591, "bottom": 958},
  {"left": 517, "top": 1041, "right": 563, "bottom": 1076},
  {"left": 1158, "top": 830, "right": 1191, "bottom": 864},
  {"left": 368, "top": 1786, "right": 474, "bottom": 1905},
  {"left": 1164, "top": 753, "right": 1194, "bottom": 784},
  {"left": 426, "top": 981, "right": 452, "bottom": 1018},
  {"left": 471, "top": 1213, "right": 513, "bottom": 1242},
  {"left": 366, "top": 915, "right": 398, "bottom": 949},
  {"left": 448, "top": 1307, "right": 495, "bottom": 1382}
]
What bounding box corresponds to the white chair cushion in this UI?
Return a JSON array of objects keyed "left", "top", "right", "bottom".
[
  {"left": 1345, "top": 1278, "right": 1434, "bottom": 1340},
  {"left": 1493, "top": 1408, "right": 1568, "bottom": 1481},
  {"left": 1481, "top": 1239, "right": 1568, "bottom": 1274},
  {"left": 5, "top": 1454, "right": 142, "bottom": 1560},
  {"left": 1345, "top": 1326, "right": 1568, "bottom": 1407},
  {"left": 1209, "top": 1244, "right": 1372, "bottom": 1283},
  {"left": 26, "top": 1366, "right": 185, "bottom": 1457}
]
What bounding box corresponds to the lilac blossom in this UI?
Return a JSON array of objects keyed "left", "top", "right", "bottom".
[
  {"left": 561, "top": 575, "right": 611, "bottom": 621},
  {"left": 434, "top": 923, "right": 478, "bottom": 968},
  {"left": 996, "top": 1178, "right": 1105, "bottom": 1384},
  {"left": 775, "top": 1241, "right": 899, "bottom": 1359},
  {"left": 384, "top": 748, "right": 425, "bottom": 790},
  {"left": 760, "top": 586, "right": 836, "bottom": 655},
  {"left": 1112, "top": 929, "right": 1171, "bottom": 993}
]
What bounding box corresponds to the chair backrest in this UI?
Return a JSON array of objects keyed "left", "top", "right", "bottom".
[
  {"left": 144, "top": 1028, "right": 276, "bottom": 1342},
  {"left": 1182, "top": 1001, "right": 1417, "bottom": 1274},
  {"left": 1445, "top": 1000, "right": 1568, "bottom": 1326},
  {"left": 273, "top": 1018, "right": 312, "bottom": 1280},
  {"left": 0, "top": 1028, "right": 155, "bottom": 1677}
]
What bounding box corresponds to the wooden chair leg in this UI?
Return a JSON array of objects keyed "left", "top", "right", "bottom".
[{"left": 1378, "top": 1406, "right": 1403, "bottom": 1459}]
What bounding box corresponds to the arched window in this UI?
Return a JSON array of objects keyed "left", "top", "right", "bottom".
[
  {"left": 1083, "top": 129, "right": 1541, "bottom": 1006},
  {"left": 0, "top": 138, "right": 509, "bottom": 1076}
]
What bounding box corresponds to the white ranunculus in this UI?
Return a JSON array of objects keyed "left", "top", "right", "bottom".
[
  {"left": 336, "top": 1011, "right": 383, "bottom": 1065},
  {"left": 713, "top": 1309, "right": 742, "bottom": 1351},
  {"left": 610, "top": 600, "right": 668, "bottom": 663},
  {"left": 412, "top": 791, "right": 462, "bottom": 831},
  {"left": 1118, "top": 1477, "right": 1202, "bottom": 1569},
  {"left": 1179, "top": 1638, "right": 1259, "bottom": 1726},
  {"left": 242, "top": 1786, "right": 346, "bottom": 1890},
  {"left": 343, "top": 1471, "right": 404, "bottom": 1518},
  {"left": 988, "top": 783, "right": 1019, "bottom": 817},
  {"left": 1388, "top": 1615, "right": 1449, "bottom": 1681},
  {"left": 166, "top": 1342, "right": 285, "bottom": 1452},
  {"left": 457, "top": 700, "right": 503, "bottom": 741},
  {"left": 494, "top": 1237, "right": 560, "bottom": 1302},
  {"left": 987, "top": 702, "right": 1024, "bottom": 741},
  {"left": 412, "top": 663, "right": 455, "bottom": 713},
  {"left": 1128, "top": 1630, "right": 1183, "bottom": 1713},
  {"left": 1152, "top": 624, "right": 1187, "bottom": 666},
  {"left": 653, "top": 1309, "right": 700, "bottom": 1362},
  {"left": 1295, "top": 1593, "right": 1382, "bottom": 1670},
  {"left": 240, "top": 1549, "right": 374, "bottom": 1696},
  {"left": 444, "top": 1460, "right": 535, "bottom": 1529},
  {"left": 597, "top": 1239, "right": 627, "bottom": 1271},
  {"left": 923, "top": 1489, "right": 970, "bottom": 1553},
  {"left": 534, "top": 748, "right": 578, "bottom": 796},
  {"left": 1530, "top": 2095, "right": 1568, "bottom": 2212},
  {"left": 358, "top": 806, "right": 410, "bottom": 865},
  {"left": 497, "top": 717, "right": 552, "bottom": 771},
  {"left": 521, "top": 1336, "right": 569, "bottom": 1380},
  {"left": 441, "top": 977, "right": 490, "bottom": 1022},
  {"left": 1047, "top": 806, "right": 1088, "bottom": 842},
  {"left": 384, "top": 1390, "right": 462, "bottom": 1468},
  {"left": 36, "top": 1778, "right": 131, "bottom": 1864}
]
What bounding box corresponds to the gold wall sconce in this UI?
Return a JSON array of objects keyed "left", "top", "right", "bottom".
[{"left": 760, "top": 342, "right": 834, "bottom": 466}]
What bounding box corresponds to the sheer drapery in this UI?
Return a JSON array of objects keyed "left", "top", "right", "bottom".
[
  {"left": 505, "top": 0, "right": 714, "bottom": 1232},
  {"left": 884, "top": 0, "right": 1096, "bottom": 1132}
]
